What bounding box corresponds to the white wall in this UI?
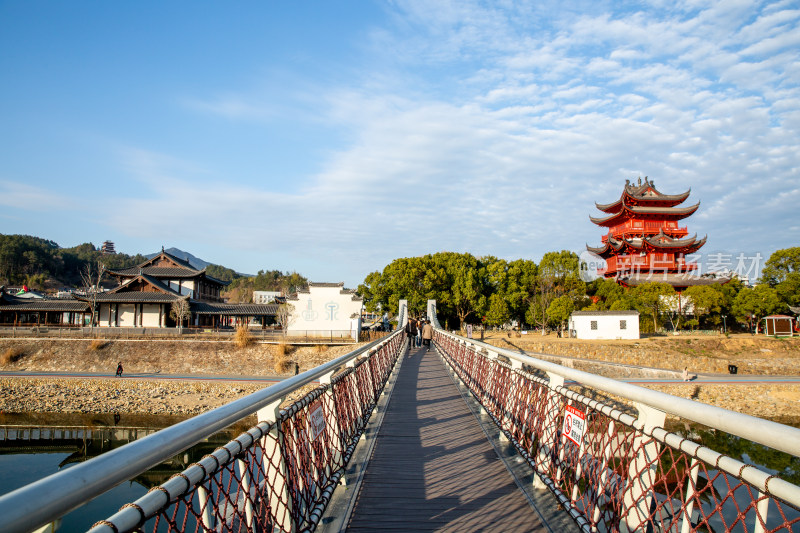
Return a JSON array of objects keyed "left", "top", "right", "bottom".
[
  {"left": 569, "top": 313, "right": 639, "bottom": 340},
  {"left": 286, "top": 285, "right": 362, "bottom": 340},
  {"left": 118, "top": 304, "right": 135, "bottom": 327},
  {"left": 142, "top": 304, "right": 162, "bottom": 327},
  {"left": 168, "top": 280, "right": 195, "bottom": 297}
]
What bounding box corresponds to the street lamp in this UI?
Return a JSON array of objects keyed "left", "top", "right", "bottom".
[{"left": 722, "top": 315, "right": 727, "bottom": 334}]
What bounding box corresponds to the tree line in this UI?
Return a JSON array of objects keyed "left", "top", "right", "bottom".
[
  {"left": 0, "top": 234, "right": 307, "bottom": 304},
  {"left": 358, "top": 248, "right": 800, "bottom": 333},
  {"left": 0, "top": 234, "right": 149, "bottom": 288}
]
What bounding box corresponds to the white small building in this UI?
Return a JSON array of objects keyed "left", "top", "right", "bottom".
[
  {"left": 285, "top": 282, "right": 363, "bottom": 340},
  {"left": 569, "top": 310, "right": 640, "bottom": 340},
  {"left": 253, "top": 291, "right": 281, "bottom": 304}
]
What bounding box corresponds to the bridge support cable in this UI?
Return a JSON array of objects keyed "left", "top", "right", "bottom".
[
  {"left": 0, "top": 329, "right": 405, "bottom": 533},
  {"left": 433, "top": 328, "right": 800, "bottom": 533}
]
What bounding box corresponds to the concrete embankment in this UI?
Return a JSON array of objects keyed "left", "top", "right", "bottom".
[{"left": 0, "top": 377, "right": 266, "bottom": 416}]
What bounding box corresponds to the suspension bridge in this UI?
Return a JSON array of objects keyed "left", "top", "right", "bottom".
[{"left": 0, "top": 299, "right": 799, "bottom": 532}]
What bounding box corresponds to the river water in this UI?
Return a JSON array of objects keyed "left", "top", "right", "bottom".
[
  {"left": 0, "top": 412, "right": 249, "bottom": 533},
  {"left": 1, "top": 414, "right": 798, "bottom": 532}
]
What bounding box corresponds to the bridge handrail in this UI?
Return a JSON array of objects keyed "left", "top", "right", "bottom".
[
  {"left": 437, "top": 329, "right": 800, "bottom": 458},
  {"left": 434, "top": 328, "right": 800, "bottom": 531},
  {"left": 0, "top": 331, "right": 403, "bottom": 533}
]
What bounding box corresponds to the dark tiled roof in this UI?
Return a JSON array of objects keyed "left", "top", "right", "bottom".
[
  {"left": 0, "top": 295, "right": 90, "bottom": 312},
  {"left": 108, "top": 266, "right": 201, "bottom": 278},
  {"left": 192, "top": 302, "right": 279, "bottom": 315},
  {"left": 309, "top": 282, "right": 345, "bottom": 288},
  {"left": 139, "top": 250, "right": 196, "bottom": 270},
  {"left": 91, "top": 292, "right": 183, "bottom": 303}
]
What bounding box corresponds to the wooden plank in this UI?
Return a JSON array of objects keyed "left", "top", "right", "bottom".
[{"left": 346, "top": 344, "right": 548, "bottom": 532}]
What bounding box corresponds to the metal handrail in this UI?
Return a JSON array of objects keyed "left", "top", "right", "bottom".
[
  {"left": 437, "top": 330, "right": 800, "bottom": 458},
  {"left": 0, "top": 331, "right": 401, "bottom": 533}
]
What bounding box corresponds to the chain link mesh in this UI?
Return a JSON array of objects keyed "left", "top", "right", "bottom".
[
  {"left": 435, "top": 331, "right": 800, "bottom": 533},
  {"left": 92, "top": 333, "right": 405, "bottom": 533}
]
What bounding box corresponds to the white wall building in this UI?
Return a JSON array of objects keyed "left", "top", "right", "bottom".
[
  {"left": 285, "top": 282, "right": 363, "bottom": 340},
  {"left": 569, "top": 310, "right": 640, "bottom": 340},
  {"left": 253, "top": 291, "right": 281, "bottom": 304}
]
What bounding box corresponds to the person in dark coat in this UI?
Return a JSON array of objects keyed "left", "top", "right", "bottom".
[
  {"left": 116, "top": 361, "right": 123, "bottom": 377},
  {"left": 405, "top": 319, "right": 417, "bottom": 351}
]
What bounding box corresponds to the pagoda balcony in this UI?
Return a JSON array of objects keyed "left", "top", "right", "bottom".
[{"left": 605, "top": 221, "right": 688, "bottom": 239}]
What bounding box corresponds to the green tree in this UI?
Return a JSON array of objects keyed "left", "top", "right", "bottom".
[
  {"left": 546, "top": 295, "right": 574, "bottom": 329},
  {"left": 535, "top": 250, "right": 584, "bottom": 333},
  {"left": 733, "top": 285, "right": 782, "bottom": 329},
  {"left": 587, "top": 278, "right": 625, "bottom": 310},
  {"left": 683, "top": 285, "right": 724, "bottom": 329},
  {"left": 484, "top": 292, "right": 510, "bottom": 326},
  {"left": 630, "top": 282, "right": 675, "bottom": 332},
  {"left": 761, "top": 248, "right": 800, "bottom": 307}
]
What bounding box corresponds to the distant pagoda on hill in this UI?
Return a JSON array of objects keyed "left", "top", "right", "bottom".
[
  {"left": 587, "top": 177, "right": 722, "bottom": 289},
  {"left": 100, "top": 240, "right": 116, "bottom": 254}
]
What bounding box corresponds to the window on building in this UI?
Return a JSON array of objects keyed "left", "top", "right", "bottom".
[
  {"left": 620, "top": 320, "right": 627, "bottom": 330},
  {"left": 590, "top": 320, "right": 598, "bottom": 330}
]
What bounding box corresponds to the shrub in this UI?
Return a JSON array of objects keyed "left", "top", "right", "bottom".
[
  {"left": 234, "top": 326, "right": 253, "bottom": 348},
  {"left": 314, "top": 344, "right": 328, "bottom": 354},
  {"left": 272, "top": 342, "right": 295, "bottom": 374},
  {"left": 1, "top": 347, "right": 24, "bottom": 366},
  {"left": 89, "top": 339, "right": 106, "bottom": 351}
]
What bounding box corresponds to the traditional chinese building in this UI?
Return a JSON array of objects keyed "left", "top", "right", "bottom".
[
  {"left": 82, "top": 249, "right": 276, "bottom": 328},
  {"left": 587, "top": 177, "right": 719, "bottom": 289}
]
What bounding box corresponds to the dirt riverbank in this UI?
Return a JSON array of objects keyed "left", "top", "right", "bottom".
[{"left": 1, "top": 334, "right": 798, "bottom": 420}]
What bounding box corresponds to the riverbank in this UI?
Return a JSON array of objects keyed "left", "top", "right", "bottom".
[
  {"left": 0, "top": 377, "right": 267, "bottom": 416},
  {"left": 1, "top": 334, "right": 798, "bottom": 421}
]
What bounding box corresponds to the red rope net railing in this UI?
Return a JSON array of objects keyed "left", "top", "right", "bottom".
[
  {"left": 91, "top": 332, "right": 405, "bottom": 533},
  {"left": 434, "top": 330, "right": 800, "bottom": 533}
]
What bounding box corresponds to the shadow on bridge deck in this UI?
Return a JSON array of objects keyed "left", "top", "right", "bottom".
[{"left": 344, "top": 343, "right": 551, "bottom": 532}]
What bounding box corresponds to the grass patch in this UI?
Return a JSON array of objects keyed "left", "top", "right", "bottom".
[
  {"left": 314, "top": 344, "right": 328, "bottom": 355},
  {"left": 89, "top": 339, "right": 106, "bottom": 351},
  {"left": 273, "top": 344, "right": 291, "bottom": 374},
  {"left": 234, "top": 326, "right": 254, "bottom": 349},
  {"left": 1, "top": 346, "right": 24, "bottom": 366}
]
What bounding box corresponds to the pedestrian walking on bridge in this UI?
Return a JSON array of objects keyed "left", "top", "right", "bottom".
[
  {"left": 405, "top": 319, "right": 417, "bottom": 353},
  {"left": 421, "top": 320, "right": 433, "bottom": 351}
]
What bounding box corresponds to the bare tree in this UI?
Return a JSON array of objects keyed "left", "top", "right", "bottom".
[
  {"left": 170, "top": 296, "right": 192, "bottom": 331},
  {"left": 277, "top": 302, "right": 295, "bottom": 335},
  {"left": 80, "top": 262, "right": 106, "bottom": 329}
]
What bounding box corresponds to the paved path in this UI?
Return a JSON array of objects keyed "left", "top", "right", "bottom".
[
  {"left": 0, "top": 370, "right": 284, "bottom": 384},
  {"left": 346, "top": 343, "right": 548, "bottom": 532}
]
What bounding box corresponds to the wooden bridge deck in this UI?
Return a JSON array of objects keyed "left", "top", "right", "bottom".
[{"left": 346, "top": 343, "right": 549, "bottom": 532}]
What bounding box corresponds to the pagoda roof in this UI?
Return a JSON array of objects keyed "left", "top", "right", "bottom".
[
  {"left": 587, "top": 232, "right": 706, "bottom": 258},
  {"left": 595, "top": 177, "right": 691, "bottom": 213},
  {"left": 590, "top": 203, "right": 700, "bottom": 227},
  {"left": 641, "top": 231, "right": 706, "bottom": 251}
]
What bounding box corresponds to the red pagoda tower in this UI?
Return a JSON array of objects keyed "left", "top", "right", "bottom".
[{"left": 587, "top": 177, "right": 710, "bottom": 289}]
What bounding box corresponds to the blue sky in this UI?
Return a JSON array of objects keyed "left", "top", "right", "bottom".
[{"left": 1, "top": 1, "right": 798, "bottom": 287}]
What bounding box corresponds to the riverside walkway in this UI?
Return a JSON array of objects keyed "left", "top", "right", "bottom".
[{"left": 346, "top": 343, "right": 549, "bottom": 532}]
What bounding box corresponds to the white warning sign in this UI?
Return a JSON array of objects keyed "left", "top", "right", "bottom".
[
  {"left": 563, "top": 404, "right": 586, "bottom": 446},
  {"left": 309, "top": 403, "right": 326, "bottom": 441}
]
